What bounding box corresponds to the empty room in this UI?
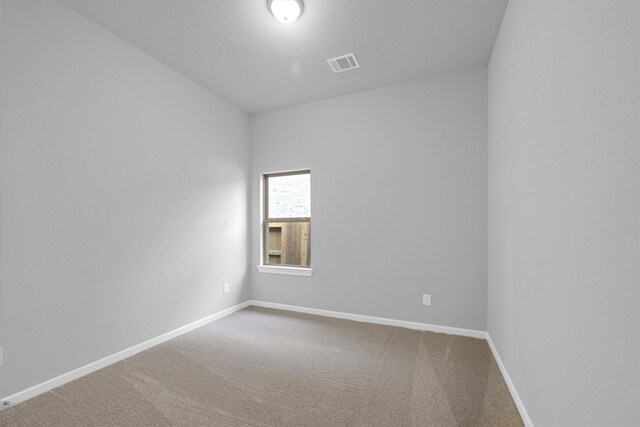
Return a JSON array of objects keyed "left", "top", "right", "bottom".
[{"left": 0, "top": 0, "right": 638, "bottom": 426}]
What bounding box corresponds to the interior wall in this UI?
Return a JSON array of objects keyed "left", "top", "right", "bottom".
[
  {"left": 251, "top": 67, "right": 488, "bottom": 331},
  {"left": 487, "top": 1, "right": 640, "bottom": 425},
  {"left": 0, "top": 0, "right": 250, "bottom": 399}
]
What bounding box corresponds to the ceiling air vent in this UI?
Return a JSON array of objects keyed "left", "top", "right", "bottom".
[{"left": 327, "top": 53, "right": 360, "bottom": 73}]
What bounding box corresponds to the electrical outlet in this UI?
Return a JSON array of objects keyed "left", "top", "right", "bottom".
[
  {"left": 422, "top": 294, "right": 431, "bottom": 306},
  {"left": 223, "top": 283, "right": 230, "bottom": 294}
]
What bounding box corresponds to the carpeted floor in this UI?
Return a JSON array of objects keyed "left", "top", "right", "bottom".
[{"left": 0, "top": 306, "right": 523, "bottom": 426}]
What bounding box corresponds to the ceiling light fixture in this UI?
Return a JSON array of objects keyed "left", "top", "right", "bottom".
[{"left": 267, "top": 0, "right": 303, "bottom": 24}]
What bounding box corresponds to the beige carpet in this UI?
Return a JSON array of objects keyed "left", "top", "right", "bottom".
[{"left": 0, "top": 306, "right": 523, "bottom": 426}]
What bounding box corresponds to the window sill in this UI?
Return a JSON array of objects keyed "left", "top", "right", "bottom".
[{"left": 257, "top": 265, "right": 313, "bottom": 277}]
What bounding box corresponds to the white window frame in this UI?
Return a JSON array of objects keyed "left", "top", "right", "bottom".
[{"left": 257, "top": 169, "right": 313, "bottom": 277}]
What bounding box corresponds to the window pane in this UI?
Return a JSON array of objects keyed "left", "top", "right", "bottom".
[
  {"left": 265, "top": 221, "right": 310, "bottom": 267},
  {"left": 267, "top": 173, "right": 310, "bottom": 219}
]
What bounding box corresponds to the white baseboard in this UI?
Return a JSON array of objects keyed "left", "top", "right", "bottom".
[
  {"left": 3, "top": 298, "right": 533, "bottom": 427},
  {"left": 486, "top": 334, "right": 535, "bottom": 427},
  {"left": 1, "top": 300, "right": 252, "bottom": 406},
  {"left": 248, "top": 300, "right": 487, "bottom": 339}
]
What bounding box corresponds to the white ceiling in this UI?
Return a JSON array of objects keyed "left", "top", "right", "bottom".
[{"left": 58, "top": 0, "right": 508, "bottom": 114}]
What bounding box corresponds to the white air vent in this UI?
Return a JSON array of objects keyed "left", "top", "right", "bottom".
[{"left": 327, "top": 53, "right": 360, "bottom": 73}]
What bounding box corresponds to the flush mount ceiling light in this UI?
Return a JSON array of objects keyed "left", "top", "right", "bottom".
[{"left": 268, "top": 0, "right": 303, "bottom": 24}]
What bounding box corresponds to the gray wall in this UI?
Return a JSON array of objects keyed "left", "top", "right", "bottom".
[
  {"left": 487, "top": 1, "right": 640, "bottom": 426},
  {"left": 251, "top": 68, "right": 488, "bottom": 331},
  {"left": 0, "top": 0, "right": 250, "bottom": 398}
]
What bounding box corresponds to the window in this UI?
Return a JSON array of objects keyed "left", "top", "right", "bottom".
[{"left": 261, "top": 170, "right": 311, "bottom": 272}]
